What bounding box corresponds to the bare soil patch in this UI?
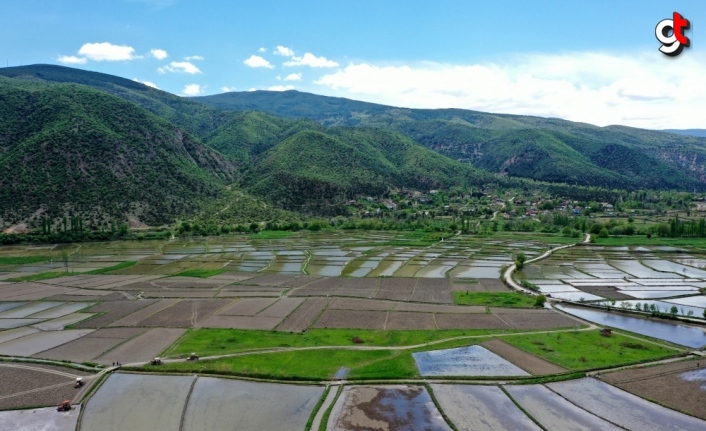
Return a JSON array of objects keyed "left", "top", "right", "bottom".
[
  {"left": 200, "top": 315, "right": 283, "bottom": 330},
  {"left": 393, "top": 303, "right": 485, "bottom": 313},
  {"left": 244, "top": 274, "right": 298, "bottom": 286},
  {"left": 85, "top": 327, "right": 145, "bottom": 339},
  {"left": 481, "top": 339, "right": 566, "bottom": 375},
  {"left": 328, "top": 298, "right": 394, "bottom": 311},
  {"left": 217, "top": 290, "right": 282, "bottom": 297},
  {"left": 0, "top": 364, "right": 91, "bottom": 410},
  {"left": 143, "top": 290, "right": 216, "bottom": 298},
  {"left": 493, "top": 310, "right": 582, "bottom": 329},
  {"left": 257, "top": 297, "right": 304, "bottom": 318},
  {"left": 137, "top": 299, "right": 230, "bottom": 327},
  {"left": 281, "top": 275, "right": 321, "bottom": 287},
  {"left": 74, "top": 300, "right": 157, "bottom": 328},
  {"left": 95, "top": 328, "right": 186, "bottom": 364},
  {"left": 216, "top": 298, "right": 276, "bottom": 316},
  {"left": 312, "top": 309, "right": 388, "bottom": 329},
  {"left": 107, "top": 299, "right": 180, "bottom": 327},
  {"left": 435, "top": 314, "right": 511, "bottom": 330},
  {"left": 385, "top": 312, "right": 436, "bottom": 330},
  {"left": 276, "top": 297, "right": 330, "bottom": 332},
  {"left": 577, "top": 286, "right": 634, "bottom": 300},
  {"left": 48, "top": 292, "right": 124, "bottom": 301},
  {"left": 601, "top": 358, "right": 706, "bottom": 419}
]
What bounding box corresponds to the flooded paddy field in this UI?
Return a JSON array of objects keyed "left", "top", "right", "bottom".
[
  {"left": 183, "top": 377, "right": 323, "bottom": 431},
  {"left": 413, "top": 345, "right": 530, "bottom": 377},
  {"left": 328, "top": 385, "right": 451, "bottom": 431},
  {"left": 0, "top": 406, "right": 80, "bottom": 431},
  {"left": 431, "top": 384, "right": 540, "bottom": 430},
  {"left": 547, "top": 378, "right": 706, "bottom": 431}
]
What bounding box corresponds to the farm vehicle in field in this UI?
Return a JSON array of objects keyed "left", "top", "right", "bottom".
[
  {"left": 187, "top": 353, "right": 199, "bottom": 361},
  {"left": 57, "top": 400, "right": 72, "bottom": 412},
  {"left": 74, "top": 378, "right": 84, "bottom": 388},
  {"left": 149, "top": 357, "right": 163, "bottom": 365}
]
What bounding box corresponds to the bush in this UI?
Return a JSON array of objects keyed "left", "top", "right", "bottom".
[
  {"left": 515, "top": 252, "right": 527, "bottom": 270},
  {"left": 598, "top": 228, "right": 609, "bottom": 238},
  {"left": 534, "top": 294, "right": 547, "bottom": 307}
]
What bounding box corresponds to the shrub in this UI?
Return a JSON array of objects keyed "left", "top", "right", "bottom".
[
  {"left": 534, "top": 294, "right": 547, "bottom": 307},
  {"left": 598, "top": 228, "right": 609, "bottom": 238}
]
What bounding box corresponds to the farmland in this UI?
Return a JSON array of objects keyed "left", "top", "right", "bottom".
[{"left": 0, "top": 232, "right": 705, "bottom": 428}]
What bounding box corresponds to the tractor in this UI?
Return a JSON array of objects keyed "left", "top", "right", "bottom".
[
  {"left": 149, "top": 357, "right": 163, "bottom": 365},
  {"left": 187, "top": 353, "right": 199, "bottom": 361},
  {"left": 57, "top": 400, "right": 71, "bottom": 412},
  {"left": 74, "top": 378, "right": 84, "bottom": 388}
]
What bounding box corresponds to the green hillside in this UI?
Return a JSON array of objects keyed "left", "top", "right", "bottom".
[
  {"left": 0, "top": 76, "right": 237, "bottom": 228},
  {"left": 194, "top": 90, "right": 706, "bottom": 191}
]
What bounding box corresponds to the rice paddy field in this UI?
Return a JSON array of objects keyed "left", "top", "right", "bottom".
[{"left": 0, "top": 231, "right": 705, "bottom": 429}]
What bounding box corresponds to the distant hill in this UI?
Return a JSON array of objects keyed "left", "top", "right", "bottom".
[
  {"left": 0, "top": 65, "right": 490, "bottom": 222},
  {"left": 194, "top": 90, "right": 706, "bottom": 190},
  {"left": 663, "top": 129, "right": 706, "bottom": 138}
]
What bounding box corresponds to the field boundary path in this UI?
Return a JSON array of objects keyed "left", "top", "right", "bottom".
[{"left": 503, "top": 233, "right": 590, "bottom": 295}]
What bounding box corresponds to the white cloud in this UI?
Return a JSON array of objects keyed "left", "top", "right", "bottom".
[
  {"left": 267, "top": 85, "right": 295, "bottom": 91},
  {"left": 158, "top": 61, "right": 202, "bottom": 74},
  {"left": 248, "top": 87, "right": 257, "bottom": 91},
  {"left": 78, "top": 42, "right": 137, "bottom": 61},
  {"left": 274, "top": 46, "right": 294, "bottom": 56},
  {"left": 221, "top": 86, "right": 237, "bottom": 92},
  {"left": 244, "top": 55, "right": 274, "bottom": 69},
  {"left": 314, "top": 52, "right": 706, "bottom": 129},
  {"left": 132, "top": 78, "right": 159, "bottom": 89},
  {"left": 258, "top": 47, "right": 266, "bottom": 53},
  {"left": 284, "top": 53, "right": 338, "bottom": 68},
  {"left": 283, "top": 73, "right": 302, "bottom": 81},
  {"left": 57, "top": 55, "right": 86, "bottom": 65},
  {"left": 182, "top": 84, "right": 204, "bottom": 96},
  {"left": 150, "top": 48, "right": 168, "bottom": 60},
  {"left": 185, "top": 55, "right": 203, "bottom": 61}
]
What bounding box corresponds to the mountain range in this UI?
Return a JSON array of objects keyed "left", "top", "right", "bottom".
[{"left": 0, "top": 64, "right": 704, "bottom": 228}]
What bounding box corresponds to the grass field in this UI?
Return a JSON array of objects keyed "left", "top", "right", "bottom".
[
  {"left": 248, "top": 230, "right": 296, "bottom": 240},
  {"left": 8, "top": 271, "right": 72, "bottom": 282},
  {"left": 162, "top": 328, "right": 522, "bottom": 357},
  {"left": 503, "top": 330, "right": 680, "bottom": 370},
  {"left": 86, "top": 261, "right": 137, "bottom": 274},
  {"left": 0, "top": 256, "right": 51, "bottom": 265},
  {"left": 154, "top": 348, "right": 418, "bottom": 380},
  {"left": 171, "top": 268, "right": 227, "bottom": 278},
  {"left": 453, "top": 292, "right": 537, "bottom": 308},
  {"left": 593, "top": 237, "right": 706, "bottom": 247}
]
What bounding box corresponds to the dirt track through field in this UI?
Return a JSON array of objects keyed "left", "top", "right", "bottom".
[{"left": 481, "top": 339, "right": 566, "bottom": 375}]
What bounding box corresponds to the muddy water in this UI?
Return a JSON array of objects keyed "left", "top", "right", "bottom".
[
  {"left": 413, "top": 345, "right": 530, "bottom": 377},
  {"left": 330, "top": 385, "right": 450, "bottom": 431}
]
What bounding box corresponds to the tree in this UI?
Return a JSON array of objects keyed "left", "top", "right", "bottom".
[
  {"left": 60, "top": 250, "right": 69, "bottom": 272},
  {"left": 534, "top": 294, "right": 547, "bottom": 307},
  {"left": 598, "top": 228, "right": 609, "bottom": 238},
  {"left": 515, "top": 252, "right": 527, "bottom": 270}
]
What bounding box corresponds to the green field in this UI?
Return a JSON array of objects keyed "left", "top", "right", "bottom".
[
  {"left": 162, "top": 328, "right": 522, "bottom": 358},
  {"left": 0, "top": 256, "right": 51, "bottom": 265},
  {"left": 86, "top": 261, "right": 137, "bottom": 274},
  {"left": 503, "top": 330, "right": 680, "bottom": 370},
  {"left": 8, "top": 271, "right": 71, "bottom": 282},
  {"left": 172, "top": 268, "right": 227, "bottom": 278},
  {"left": 453, "top": 292, "right": 537, "bottom": 308},
  {"left": 593, "top": 236, "right": 706, "bottom": 247},
  {"left": 153, "top": 348, "right": 418, "bottom": 381}
]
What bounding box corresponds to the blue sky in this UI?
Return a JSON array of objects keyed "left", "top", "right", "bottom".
[{"left": 3, "top": 0, "right": 705, "bottom": 128}]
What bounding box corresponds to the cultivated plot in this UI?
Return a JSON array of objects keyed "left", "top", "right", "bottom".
[
  {"left": 183, "top": 377, "right": 323, "bottom": 431},
  {"left": 548, "top": 378, "right": 706, "bottom": 431},
  {"left": 0, "top": 406, "right": 80, "bottom": 431},
  {"left": 431, "top": 384, "right": 540, "bottom": 431},
  {"left": 80, "top": 373, "right": 195, "bottom": 431},
  {"left": 329, "top": 385, "right": 450, "bottom": 431},
  {"left": 413, "top": 345, "right": 530, "bottom": 377}
]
